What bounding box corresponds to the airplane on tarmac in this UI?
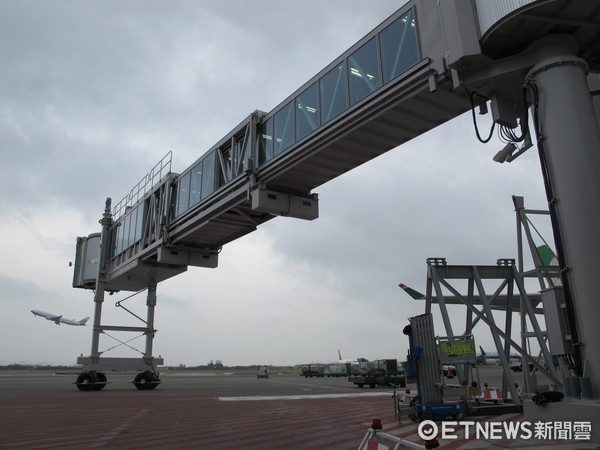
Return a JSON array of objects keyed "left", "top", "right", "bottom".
[
  {"left": 31, "top": 309, "right": 90, "bottom": 326},
  {"left": 477, "top": 345, "right": 521, "bottom": 366},
  {"left": 337, "top": 350, "right": 367, "bottom": 365}
]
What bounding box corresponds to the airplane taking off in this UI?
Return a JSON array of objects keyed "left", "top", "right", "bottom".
[{"left": 31, "top": 310, "right": 89, "bottom": 326}]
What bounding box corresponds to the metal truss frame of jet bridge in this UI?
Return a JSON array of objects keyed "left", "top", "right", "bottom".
[{"left": 71, "top": 0, "right": 600, "bottom": 398}]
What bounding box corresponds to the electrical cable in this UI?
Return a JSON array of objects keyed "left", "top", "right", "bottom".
[
  {"left": 498, "top": 86, "right": 530, "bottom": 144},
  {"left": 466, "top": 88, "right": 496, "bottom": 143},
  {"left": 467, "top": 85, "right": 531, "bottom": 147}
]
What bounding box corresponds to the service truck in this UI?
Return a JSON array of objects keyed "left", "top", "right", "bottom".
[
  {"left": 325, "top": 363, "right": 348, "bottom": 377},
  {"left": 348, "top": 359, "right": 406, "bottom": 388},
  {"left": 300, "top": 364, "right": 325, "bottom": 377}
]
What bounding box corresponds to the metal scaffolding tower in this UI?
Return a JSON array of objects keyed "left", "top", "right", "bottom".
[{"left": 424, "top": 256, "right": 560, "bottom": 402}]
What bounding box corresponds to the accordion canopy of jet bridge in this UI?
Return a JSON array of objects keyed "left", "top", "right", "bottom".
[{"left": 74, "top": 0, "right": 480, "bottom": 292}]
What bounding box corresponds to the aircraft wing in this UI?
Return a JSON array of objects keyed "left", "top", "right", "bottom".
[
  {"left": 31, "top": 310, "right": 82, "bottom": 325},
  {"left": 32, "top": 310, "right": 61, "bottom": 321}
]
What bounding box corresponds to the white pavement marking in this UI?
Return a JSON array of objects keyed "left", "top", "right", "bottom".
[
  {"left": 265, "top": 378, "right": 353, "bottom": 389},
  {"left": 218, "top": 392, "right": 393, "bottom": 401},
  {"left": 87, "top": 408, "right": 149, "bottom": 448}
]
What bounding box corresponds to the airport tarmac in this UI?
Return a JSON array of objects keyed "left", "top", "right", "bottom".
[{"left": 0, "top": 367, "right": 597, "bottom": 449}]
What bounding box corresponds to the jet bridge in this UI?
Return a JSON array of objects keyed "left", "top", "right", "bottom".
[{"left": 72, "top": 0, "right": 600, "bottom": 398}]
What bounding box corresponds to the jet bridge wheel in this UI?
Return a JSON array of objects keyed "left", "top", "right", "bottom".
[
  {"left": 133, "top": 371, "right": 160, "bottom": 390},
  {"left": 93, "top": 372, "right": 107, "bottom": 391},
  {"left": 76, "top": 372, "right": 107, "bottom": 391},
  {"left": 76, "top": 373, "right": 95, "bottom": 391}
]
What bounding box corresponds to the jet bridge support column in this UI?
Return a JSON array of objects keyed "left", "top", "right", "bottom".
[
  {"left": 526, "top": 35, "right": 600, "bottom": 398},
  {"left": 144, "top": 281, "right": 157, "bottom": 359},
  {"left": 76, "top": 199, "right": 164, "bottom": 391},
  {"left": 90, "top": 198, "right": 112, "bottom": 360},
  {"left": 75, "top": 198, "right": 112, "bottom": 391}
]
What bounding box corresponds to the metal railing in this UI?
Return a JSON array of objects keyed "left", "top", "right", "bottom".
[{"left": 112, "top": 152, "right": 172, "bottom": 220}]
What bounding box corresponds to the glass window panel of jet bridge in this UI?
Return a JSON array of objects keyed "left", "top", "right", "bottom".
[
  {"left": 176, "top": 171, "right": 191, "bottom": 217},
  {"left": 201, "top": 151, "right": 216, "bottom": 200},
  {"left": 274, "top": 102, "right": 294, "bottom": 155},
  {"left": 122, "top": 212, "right": 132, "bottom": 250},
  {"left": 379, "top": 9, "right": 419, "bottom": 84},
  {"left": 233, "top": 138, "right": 244, "bottom": 175},
  {"left": 296, "top": 82, "right": 319, "bottom": 141},
  {"left": 189, "top": 161, "right": 202, "bottom": 207},
  {"left": 133, "top": 203, "right": 144, "bottom": 244},
  {"left": 348, "top": 37, "right": 381, "bottom": 105},
  {"left": 222, "top": 147, "right": 232, "bottom": 182},
  {"left": 257, "top": 118, "right": 273, "bottom": 165},
  {"left": 115, "top": 219, "right": 124, "bottom": 255},
  {"left": 169, "top": 183, "right": 177, "bottom": 220},
  {"left": 320, "top": 61, "right": 348, "bottom": 124}
]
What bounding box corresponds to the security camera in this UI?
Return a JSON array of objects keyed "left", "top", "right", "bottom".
[{"left": 493, "top": 143, "right": 517, "bottom": 163}]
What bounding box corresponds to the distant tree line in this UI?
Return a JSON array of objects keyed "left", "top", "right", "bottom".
[
  {"left": 0, "top": 363, "right": 295, "bottom": 371},
  {"left": 0, "top": 364, "right": 78, "bottom": 371}
]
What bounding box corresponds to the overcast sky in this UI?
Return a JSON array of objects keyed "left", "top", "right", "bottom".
[{"left": 1, "top": 1, "right": 553, "bottom": 367}]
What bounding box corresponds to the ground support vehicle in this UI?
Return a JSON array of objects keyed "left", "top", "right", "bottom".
[
  {"left": 257, "top": 366, "right": 269, "bottom": 378},
  {"left": 349, "top": 368, "right": 406, "bottom": 388},
  {"left": 300, "top": 364, "right": 325, "bottom": 377},
  {"left": 325, "top": 363, "right": 348, "bottom": 377}
]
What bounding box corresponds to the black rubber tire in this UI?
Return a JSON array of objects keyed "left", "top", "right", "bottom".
[
  {"left": 134, "top": 372, "right": 159, "bottom": 390},
  {"left": 92, "top": 373, "right": 107, "bottom": 391},
  {"left": 76, "top": 373, "right": 96, "bottom": 392}
]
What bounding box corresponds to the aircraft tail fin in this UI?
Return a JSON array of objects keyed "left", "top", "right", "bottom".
[
  {"left": 79, "top": 317, "right": 90, "bottom": 325},
  {"left": 479, "top": 345, "right": 486, "bottom": 356},
  {"left": 536, "top": 245, "right": 562, "bottom": 286},
  {"left": 537, "top": 245, "right": 558, "bottom": 266},
  {"left": 398, "top": 283, "right": 425, "bottom": 300},
  {"left": 338, "top": 349, "right": 342, "bottom": 361}
]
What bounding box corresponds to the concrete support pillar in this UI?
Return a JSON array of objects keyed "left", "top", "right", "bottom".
[{"left": 526, "top": 36, "right": 600, "bottom": 398}]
